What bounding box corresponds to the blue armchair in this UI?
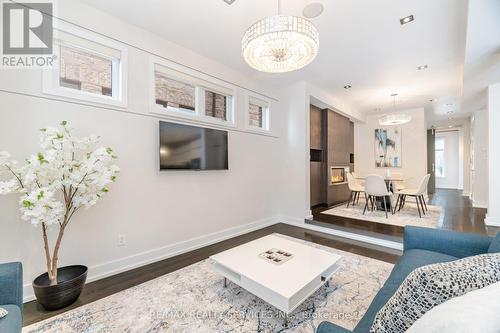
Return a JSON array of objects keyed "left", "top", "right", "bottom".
[
  {"left": 317, "top": 227, "right": 500, "bottom": 333},
  {"left": 0, "top": 262, "right": 23, "bottom": 333}
]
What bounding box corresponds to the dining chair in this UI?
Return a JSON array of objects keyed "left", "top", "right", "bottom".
[
  {"left": 391, "top": 171, "right": 406, "bottom": 191},
  {"left": 363, "top": 174, "right": 393, "bottom": 218},
  {"left": 346, "top": 172, "right": 364, "bottom": 208},
  {"left": 395, "top": 174, "right": 431, "bottom": 218},
  {"left": 351, "top": 171, "right": 365, "bottom": 186}
]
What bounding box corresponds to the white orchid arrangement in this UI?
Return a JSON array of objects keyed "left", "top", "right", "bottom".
[{"left": 0, "top": 121, "right": 119, "bottom": 285}]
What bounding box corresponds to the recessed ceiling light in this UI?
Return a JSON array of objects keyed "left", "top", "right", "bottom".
[
  {"left": 400, "top": 15, "right": 414, "bottom": 25},
  {"left": 390, "top": 93, "right": 398, "bottom": 97},
  {"left": 344, "top": 84, "right": 352, "bottom": 89},
  {"left": 429, "top": 99, "right": 435, "bottom": 102},
  {"left": 447, "top": 111, "right": 454, "bottom": 114},
  {"left": 303, "top": 3, "right": 324, "bottom": 19},
  {"left": 417, "top": 64, "right": 428, "bottom": 70},
  {"left": 448, "top": 125, "right": 453, "bottom": 128},
  {"left": 223, "top": 0, "right": 236, "bottom": 4}
]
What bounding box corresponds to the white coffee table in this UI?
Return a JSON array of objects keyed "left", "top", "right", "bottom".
[{"left": 210, "top": 234, "right": 342, "bottom": 319}]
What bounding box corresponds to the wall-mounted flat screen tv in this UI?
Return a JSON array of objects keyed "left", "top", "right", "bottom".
[{"left": 159, "top": 121, "right": 228, "bottom": 170}]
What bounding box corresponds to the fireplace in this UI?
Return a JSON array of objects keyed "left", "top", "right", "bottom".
[{"left": 330, "top": 166, "right": 349, "bottom": 184}]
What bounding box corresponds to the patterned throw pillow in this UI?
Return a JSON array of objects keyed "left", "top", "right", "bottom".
[
  {"left": 0, "top": 307, "right": 7, "bottom": 318},
  {"left": 370, "top": 253, "right": 500, "bottom": 333}
]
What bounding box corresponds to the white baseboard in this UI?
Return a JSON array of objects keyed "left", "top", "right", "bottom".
[
  {"left": 472, "top": 200, "right": 488, "bottom": 208},
  {"left": 485, "top": 214, "right": 500, "bottom": 227},
  {"left": 23, "top": 216, "right": 279, "bottom": 303},
  {"left": 279, "top": 216, "right": 403, "bottom": 251}
]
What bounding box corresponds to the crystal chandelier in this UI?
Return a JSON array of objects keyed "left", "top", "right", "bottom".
[
  {"left": 379, "top": 94, "right": 412, "bottom": 126},
  {"left": 242, "top": 0, "right": 320, "bottom": 73}
]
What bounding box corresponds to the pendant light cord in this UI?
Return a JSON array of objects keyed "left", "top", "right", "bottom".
[
  {"left": 277, "top": 0, "right": 281, "bottom": 15},
  {"left": 392, "top": 94, "right": 398, "bottom": 111}
]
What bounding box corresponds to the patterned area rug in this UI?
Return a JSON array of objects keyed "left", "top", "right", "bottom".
[
  {"left": 321, "top": 198, "right": 442, "bottom": 229},
  {"left": 23, "top": 235, "right": 394, "bottom": 333}
]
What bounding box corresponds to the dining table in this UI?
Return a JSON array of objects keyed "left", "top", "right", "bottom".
[
  {"left": 354, "top": 176, "right": 410, "bottom": 190},
  {"left": 354, "top": 175, "right": 412, "bottom": 210}
]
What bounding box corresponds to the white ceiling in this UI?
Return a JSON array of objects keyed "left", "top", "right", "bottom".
[
  {"left": 80, "top": 0, "right": 470, "bottom": 121},
  {"left": 462, "top": 0, "right": 500, "bottom": 115}
]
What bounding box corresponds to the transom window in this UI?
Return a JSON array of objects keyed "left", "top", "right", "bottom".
[
  {"left": 155, "top": 72, "right": 195, "bottom": 113},
  {"left": 249, "top": 103, "right": 264, "bottom": 128},
  {"left": 59, "top": 45, "right": 113, "bottom": 97},
  {"left": 205, "top": 90, "right": 228, "bottom": 121},
  {"left": 152, "top": 62, "right": 234, "bottom": 125},
  {"left": 248, "top": 96, "right": 270, "bottom": 131},
  {"left": 43, "top": 23, "right": 128, "bottom": 107}
]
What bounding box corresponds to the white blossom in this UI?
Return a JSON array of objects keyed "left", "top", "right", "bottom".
[
  {"left": 0, "top": 179, "right": 19, "bottom": 194},
  {"left": 0, "top": 121, "right": 119, "bottom": 227},
  {"left": 19, "top": 188, "right": 65, "bottom": 226}
]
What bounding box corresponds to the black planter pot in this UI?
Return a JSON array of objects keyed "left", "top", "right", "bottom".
[{"left": 33, "top": 265, "right": 88, "bottom": 311}]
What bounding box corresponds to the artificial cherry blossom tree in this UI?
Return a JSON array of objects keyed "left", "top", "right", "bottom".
[{"left": 0, "top": 121, "right": 119, "bottom": 285}]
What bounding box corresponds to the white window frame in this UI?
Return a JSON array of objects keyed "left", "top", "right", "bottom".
[
  {"left": 200, "top": 86, "right": 234, "bottom": 123},
  {"left": 42, "top": 22, "right": 128, "bottom": 108},
  {"left": 149, "top": 57, "right": 236, "bottom": 128},
  {"left": 245, "top": 94, "right": 271, "bottom": 133}
]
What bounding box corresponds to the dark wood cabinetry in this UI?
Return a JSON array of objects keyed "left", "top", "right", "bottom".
[
  {"left": 328, "top": 111, "right": 352, "bottom": 166},
  {"left": 309, "top": 105, "right": 354, "bottom": 208},
  {"left": 310, "top": 105, "right": 323, "bottom": 150},
  {"left": 327, "top": 111, "right": 353, "bottom": 205},
  {"left": 310, "top": 105, "right": 326, "bottom": 207}
]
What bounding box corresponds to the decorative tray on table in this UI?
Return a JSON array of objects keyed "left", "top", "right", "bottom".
[{"left": 259, "top": 248, "right": 293, "bottom": 265}]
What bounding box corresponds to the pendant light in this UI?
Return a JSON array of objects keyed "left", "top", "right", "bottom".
[
  {"left": 242, "top": 0, "right": 320, "bottom": 73},
  {"left": 379, "top": 94, "right": 412, "bottom": 126}
]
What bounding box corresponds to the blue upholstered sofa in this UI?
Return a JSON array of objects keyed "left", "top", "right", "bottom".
[
  {"left": 0, "top": 262, "right": 23, "bottom": 333},
  {"left": 317, "top": 226, "right": 500, "bottom": 333}
]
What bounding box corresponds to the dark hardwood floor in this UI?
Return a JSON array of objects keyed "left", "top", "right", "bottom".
[
  {"left": 428, "top": 189, "right": 493, "bottom": 235},
  {"left": 23, "top": 223, "right": 400, "bottom": 326},
  {"left": 311, "top": 205, "right": 405, "bottom": 238},
  {"left": 311, "top": 189, "right": 499, "bottom": 238}
]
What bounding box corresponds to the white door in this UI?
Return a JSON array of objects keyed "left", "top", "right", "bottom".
[{"left": 435, "top": 130, "right": 460, "bottom": 189}]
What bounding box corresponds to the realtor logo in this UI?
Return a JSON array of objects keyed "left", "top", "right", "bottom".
[
  {"left": 2, "top": 2, "right": 53, "bottom": 54},
  {"left": 2, "top": 1, "right": 54, "bottom": 68}
]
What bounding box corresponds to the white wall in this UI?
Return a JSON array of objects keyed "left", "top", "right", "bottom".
[
  {"left": 470, "top": 110, "right": 489, "bottom": 208},
  {"left": 354, "top": 108, "right": 427, "bottom": 189},
  {"left": 277, "top": 82, "right": 310, "bottom": 220},
  {"left": 306, "top": 83, "right": 365, "bottom": 123},
  {"left": 277, "top": 82, "right": 362, "bottom": 222},
  {"left": 435, "top": 130, "right": 460, "bottom": 189},
  {"left": 0, "top": 0, "right": 285, "bottom": 301},
  {"left": 486, "top": 83, "right": 500, "bottom": 226},
  {"left": 458, "top": 128, "right": 465, "bottom": 190}
]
